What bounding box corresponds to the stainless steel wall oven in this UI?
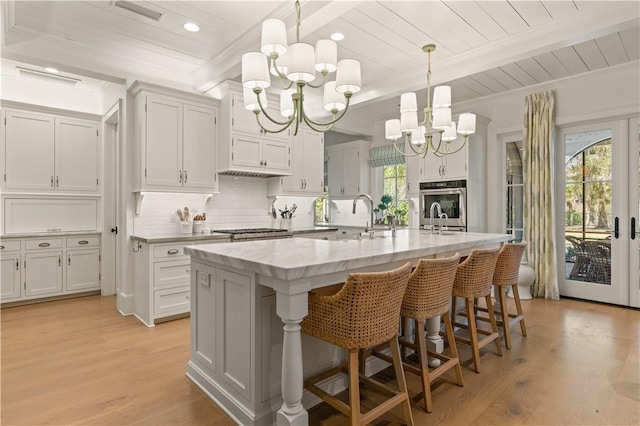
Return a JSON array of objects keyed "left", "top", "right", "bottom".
[{"left": 419, "top": 180, "right": 467, "bottom": 231}]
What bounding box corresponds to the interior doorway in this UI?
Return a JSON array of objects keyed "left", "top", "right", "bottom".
[{"left": 102, "top": 101, "right": 122, "bottom": 297}]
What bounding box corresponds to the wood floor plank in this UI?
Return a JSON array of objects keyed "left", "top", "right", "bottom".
[{"left": 1, "top": 294, "right": 638, "bottom": 425}]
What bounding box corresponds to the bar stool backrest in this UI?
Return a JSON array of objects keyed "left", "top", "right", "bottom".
[
  {"left": 303, "top": 262, "right": 413, "bottom": 350},
  {"left": 401, "top": 253, "right": 461, "bottom": 320},
  {"left": 452, "top": 247, "right": 501, "bottom": 299},
  {"left": 493, "top": 242, "right": 527, "bottom": 287}
]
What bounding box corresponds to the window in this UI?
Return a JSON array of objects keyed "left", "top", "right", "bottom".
[
  {"left": 506, "top": 141, "right": 524, "bottom": 242},
  {"left": 383, "top": 164, "right": 408, "bottom": 225}
]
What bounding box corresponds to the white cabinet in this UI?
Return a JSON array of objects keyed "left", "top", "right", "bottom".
[
  {"left": 2, "top": 109, "right": 99, "bottom": 193},
  {"left": 419, "top": 146, "right": 467, "bottom": 182},
  {"left": 66, "top": 248, "right": 101, "bottom": 292},
  {"left": 267, "top": 127, "right": 324, "bottom": 196},
  {"left": 326, "top": 140, "right": 370, "bottom": 198},
  {"left": 131, "top": 82, "right": 218, "bottom": 193},
  {"left": 405, "top": 141, "right": 421, "bottom": 196},
  {"left": 216, "top": 81, "right": 292, "bottom": 176},
  {"left": 25, "top": 251, "right": 63, "bottom": 297},
  {"left": 1, "top": 240, "right": 21, "bottom": 301},
  {"left": 132, "top": 237, "right": 230, "bottom": 326},
  {"left": 0, "top": 235, "right": 101, "bottom": 305}
]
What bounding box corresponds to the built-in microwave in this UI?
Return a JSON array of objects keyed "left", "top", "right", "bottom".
[{"left": 419, "top": 180, "right": 467, "bottom": 231}]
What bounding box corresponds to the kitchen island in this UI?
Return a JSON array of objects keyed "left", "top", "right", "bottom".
[{"left": 184, "top": 229, "right": 512, "bottom": 426}]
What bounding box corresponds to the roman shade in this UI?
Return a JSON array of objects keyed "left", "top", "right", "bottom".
[{"left": 369, "top": 144, "right": 406, "bottom": 167}]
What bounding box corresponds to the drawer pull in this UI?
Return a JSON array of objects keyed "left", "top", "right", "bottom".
[
  {"left": 78, "top": 240, "right": 89, "bottom": 245},
  {"left": 39, "top": 242, "right": 51, "bottom": 248},
  {"left": 0, "top": 245, "right": 4, "bottom": 250},
  {"left": 47, "top": 228, "right": 61, "bottom": 232},
  {"left": 167, "top": 249, "right": 180, "bottom": 255},
  {"left": 186, "top": 269, "right": 190, "bottom": 273},
  {"left": 186, "top": 296, "right": 190, "bottom": 299}
]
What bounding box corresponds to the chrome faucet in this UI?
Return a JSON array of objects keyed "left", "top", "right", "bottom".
[
  {"left": 353, "top": 193, "right": 375, "bottom": 237},
  {"left": 429, "top": 202, "right": 443, "bottom": 234}
]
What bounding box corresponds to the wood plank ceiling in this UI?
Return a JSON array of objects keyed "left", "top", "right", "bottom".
[{"left": 1, "top": 1, "right": 638, "bottom": 135}]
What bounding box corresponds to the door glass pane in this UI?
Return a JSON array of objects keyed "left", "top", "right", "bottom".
[
  {"left": 506, "top": 141, "right": 523, "bottom": 241},
  {"left": 564, "top": 130, "right": 612, "bottom": 285}
]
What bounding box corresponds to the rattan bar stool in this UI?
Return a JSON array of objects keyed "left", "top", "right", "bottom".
[
  {"left": 392, "top": 254, "right": 464, "bottom": 413},
  {"left": 451, "top": 247, "right": 502, "bottom": 373},
  {"left": 301, "top": 263, "right": 414, "bottom": 426},
  {"left": 476, "top": 242, "right": 528, "bottom": 349}
]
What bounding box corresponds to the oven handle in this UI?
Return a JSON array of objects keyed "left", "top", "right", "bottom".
[{"left": 420, "top": 188, "right": 464, "bottom": 196}]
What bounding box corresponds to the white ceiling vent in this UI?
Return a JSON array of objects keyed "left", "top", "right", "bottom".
[
  {"left": 113, "top": 1, "right": 163, "bottom": 21},
  {"left": 17, "top": 67, "right": 81, "bottom": 87}
]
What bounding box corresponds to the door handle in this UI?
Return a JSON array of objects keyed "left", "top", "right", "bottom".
[
  {"left": 614, "top": 217, "right": 619, "bottom": 239},
  {"left": 632, "top": 217, "right": 636, "bottom": 240},
  {"left": 68, "top": 254, "right": 71, "bottom": 266},
  {"left": 184, "top": 170, "right": 188, "bottom": 183},
  {"left": 178, "top": 170, "right": 183, "bottom": 183}
]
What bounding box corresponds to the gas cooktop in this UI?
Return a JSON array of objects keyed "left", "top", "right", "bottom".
[
  {"left": 216, "top": 228, "right": 285, "bottom": 234},
  {"left": 215, "top": 228, "right": 292, "bottom": 241}
]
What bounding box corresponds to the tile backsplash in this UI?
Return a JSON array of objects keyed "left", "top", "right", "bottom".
[{"left": 133, "top": 175, "right": 318, "bottom": 235}]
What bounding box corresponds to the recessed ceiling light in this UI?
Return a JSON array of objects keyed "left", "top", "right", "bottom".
[
  {"left": 330, "top": 32, "right": 344, "bottom": 41},
  {"left": 44, "top": 67, "right": 59, "bottom": 74},
  {"left": 183, "top": 22, "right": 200, "bottom": 32}
]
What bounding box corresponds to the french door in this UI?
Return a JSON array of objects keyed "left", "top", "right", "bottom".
[{"left": 557, "top": 118, "right": 639, "bottom": 307}]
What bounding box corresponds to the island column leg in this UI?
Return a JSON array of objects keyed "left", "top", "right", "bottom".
[
  {"left": 275, "top": 291, "right": 309, "bottom": 426},
  {"left": 425, "top": 316, "right": 443, "bottom": 368}
]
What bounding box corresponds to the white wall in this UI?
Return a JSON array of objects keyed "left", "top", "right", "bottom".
[
  {"left": 132, "top": 176, "right": 319, "bottom": 234},
  {"left": 452, "top": 61, "right": 640, "bottom": 233}
]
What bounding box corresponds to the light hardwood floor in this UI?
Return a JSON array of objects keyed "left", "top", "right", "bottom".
[{"left": 1, "top": 295, "right": 638, "bottom": 425}]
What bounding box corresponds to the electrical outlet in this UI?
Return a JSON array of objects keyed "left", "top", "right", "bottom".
[{"left": 169, "top": 213, "right": 177, "bottom": 223}]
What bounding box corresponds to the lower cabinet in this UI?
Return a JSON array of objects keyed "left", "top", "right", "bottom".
[
  {"left": 0, "top": 235, "right": 101, "bottom": 304},
  {"left": 133, "top": 237, "right": 229, "bottom": 326}
]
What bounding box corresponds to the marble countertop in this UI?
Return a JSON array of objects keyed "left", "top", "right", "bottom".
[
  {"left": 131, "top": 232, "right": 231, "bottom": 243},
  {"left": 185, "top": 229, "right": 512, "bottom": 281}
]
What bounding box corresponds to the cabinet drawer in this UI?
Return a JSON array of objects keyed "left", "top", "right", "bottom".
[
  {"left": 0, "top": 240, "right": 21, "bottom": 251},
  {"left": 154, "top": 287, "right": 190, "bottom": 316},
  {"left": 66, "top": 236, "right": 100, "bottom": 248},
  {"left": 152, "top": 243, "right": 189, "bottom": 260},
  {"left": 153, "top": 260, "right": 191, "bottom": 288},
  {"left": 25, "top": 238, "right": 63, "bottom": 250}
]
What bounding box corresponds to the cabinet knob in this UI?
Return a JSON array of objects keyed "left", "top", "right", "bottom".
[{"left": 0, "top": 245, "right": 4, "bottom": 250}]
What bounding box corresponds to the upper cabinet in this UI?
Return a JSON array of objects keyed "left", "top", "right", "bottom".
[
  {"left": 419, "top": 142, "right": 467, "bottom": 182},
  {"left": 267, "top": 126, "right": 324, "bottom": 196},
  {"left": 326, "top": 140, "right": 370, "bottom": 199},
  {"left": 215, "top": 81, "right": 291, "bottom": 176},
  {"left": 2, "top": 109, "right": 100, "bottom": 194},
  {"left": 130, "top": 82, "right": 218, "bottom": 193}
]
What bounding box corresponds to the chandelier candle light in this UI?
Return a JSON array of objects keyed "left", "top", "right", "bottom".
[
  {"left": 242, "top": 0, "right": 361, "bottom": 136},
  {"left": 385, "top": 44, "right": 476, "bottom": 158}
]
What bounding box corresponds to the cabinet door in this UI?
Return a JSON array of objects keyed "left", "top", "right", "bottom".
[
  {"left": 25, "top": 252, "right": 63, "bottom": 297},
  {"left": 420, "top": 153, "right": 443, "bottom": 182},
  {"left": 301, "top": 129, "right": 324, "bottom": 194},
  {"left": 342, "top": 147, "right": 361, "bottom": 196},
  {"left": 327, "top": 149, "right": 344, "bottom": 196},
  {"left": 66, "top": 249, "right": 100, "bottom": 292},
  {"left": 406, "top": 156, "right": 420, "bottom": 196},
  {"left": 442, "top": 146, "right": 467, "bottom": 179},
  {"left": 262, "top": 140, "right": 290, "bottom": 173},
  {"left": 55, "top": 118, "right": 99, "bottom": 192},
  {"left": 231, "top": 94, "right": 261, "bottom": 135},
  {"left": 4, "top": 110, "right": 55, "bottom": 190},
  {"left": 145, "top": 95, "right": 183, "bottom": 188},
  {"left": 0, "top": 254, "right": 21, "bottom": 301},
  {"left": 280, "top": 132, "right": 303, "bottom": 192},
  {"left": 232, "top": 134, "right": 263, "bottom": 169},
  {"left": 183, "top": 104, "right": 216, "bottom": 189}
]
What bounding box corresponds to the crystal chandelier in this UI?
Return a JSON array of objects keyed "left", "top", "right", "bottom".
[
  {"left": 241, "top": 1, "right": 361, "bottom": 136},
  {"left": 385, "top": 44, "right": 476, "bottom": 158}
]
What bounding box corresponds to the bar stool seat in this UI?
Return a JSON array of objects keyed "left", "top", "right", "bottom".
[
  {"left": 301, "top": 263, "right": 414, "bottom": 426},
  {"left": 451, "top": 247, "right": 502, "bottom": 373}
]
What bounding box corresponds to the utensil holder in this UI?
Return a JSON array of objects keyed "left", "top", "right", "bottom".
[
  {"left": 280, "top": 218, "right": 292, "bottom": 230},
  {"left": 193, "top": 221, "right": 204, "bottom": 234},
  {"left": 179, "top": 221, "right": 193, "bottom": 234}
]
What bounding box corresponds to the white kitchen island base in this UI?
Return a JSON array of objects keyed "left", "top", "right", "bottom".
[{"left": 185, "top": 230, "right": 512, "bottom": 425}]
